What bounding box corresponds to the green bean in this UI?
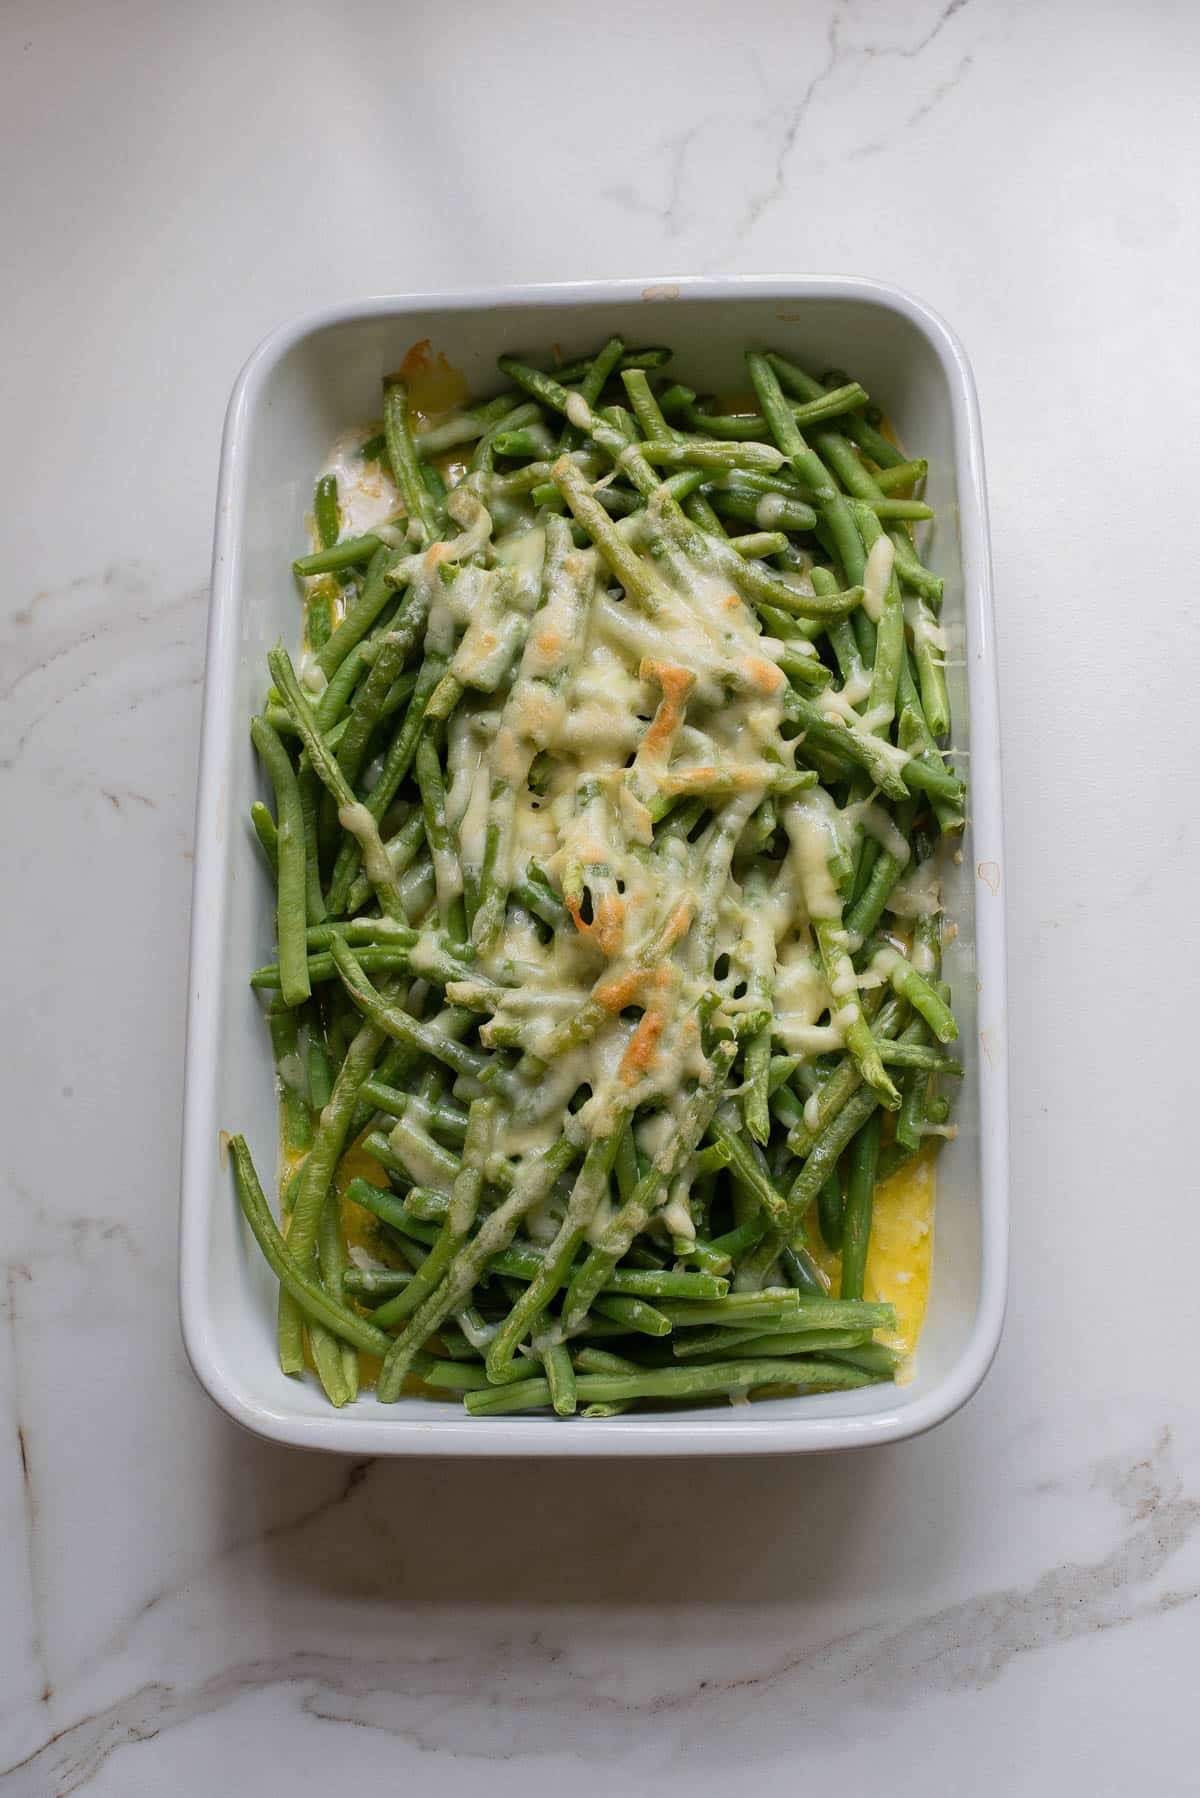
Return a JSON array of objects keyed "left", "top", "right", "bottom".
[
  {"left": 414, "top": 412, "right": 488, "bottom": 456},
  {"left": 707, "top": 485, "right": 818, "bottom": 534},
  {"left": 731, "top": 529, "right": 792, "bottom": 561},
  {"left": 314, "top": 473, "right": 340, "bottom": 550},
  {"left": 550, "top": 345, "right": 671, "bottom": 383},
  {"left": 782, "top": 692, "right": 906, "bottom": 800},
  {"left": 277, "top": 1009, "right": 387, "bottom": 1370},
  {"left": 366, "top": 1135, "right": 581, "bottom": 1363},
  {"left": 860, "top": 496, "right": 933, "bottom": 521},
  {"left": 715, "top": 1328, "right": 873, "bottom": 1360},
  {"left": 327, "top": 652, "right": 446, "bottom": 916},
  {"left": 541, "top": 1341, "right": 578, "bottom": 1416},
  {"left": 877, "top": 1042, "right": 961, "bottom": 1074},
  {"left": 418, "top": 737, "right": 469, "bottom": 936},
  {"left": 780, "top": 1242, "right": 827, "bottom": 1298},
  {"left": 465, "top": 1358, "right": 880, "bottom": 1414},
  {"left": 572, "top": 1345, "right": 645, "bottom": 1376},
  {"left": 640, "top": 437, "right": 788, "bottom": 474},
  {"left": 765, "top": 353, "right": 941, "bottom": 596},
  {"left": 306, "top": 1033, "right": 333, "bottom": 1111},
  {"left": 383, "top": 378, "right": 439, "bottom": 542},
  {"left": 591, "top": 1293, "right": 671, "bottom": 1336},
  {"left": 875, "top": 459, "right": 927, "bottom": 493},
  {"left": 856, "top": 505, "right": 906, "bottom": 733},
  {"left": 330, "top": 581, "right": 435, "bottom": 790},
  {"left": 296, "top": 767, "right": 326, "bottom": 926},
  {"left": 330, "top": 939, "right": 488, "bottom": 1081},
  {"left": 746, "top": 352, "right": 867, "bottom": 586},
  {"left": 656, "top": 382, "right": 696, "bottom": 417},
  {"left": 468, "top": 401, "right": 543, "bottom": 474},
  {"left": 870, "top": 945, "right": 957, "bottom": 1042},
  {"left": 844, "top": 810, "right": 914, "bottom": 943},
  {"left": 765, "top": 350, "right": 906, "bottom": 469},
  {"left": 266, "top": 645, "right": 408, "bottom": 922},
  {"left": 825, "top": 1342, "right": 902, "bottom": 1376},
  {"left": 306, "top": 591, "right": 333, "bottom": 652},
  {"left": 785, "top": 1085, "right": 879, "bottom": 1236},
  {"left": 896, "top": 652, "right": 964, "bottom": 833},
  {"left": 669, "top": 1325, "right": 768, "bottom": 1358},
  {"left": 230, "top": 1135, "right": 394, "bottom": 1359},
  {"left": 317, "top": 1181, "right": 358, "bottom": 1401},
  {"left": 351, "top": 1170, "right": 439, "bottom": 1229},
  {"left": 707, "top": 1116, "right": 788, "bottom": 1224},
  {"left": 472, "top": 517, "right": 587, "bottom": 952},
  {"left": 249, "top": 717, "right": 310, "bottom": 1008},
  {"left": 742, "top": 1024, "right": 773, "bottom": 1145},
  {"left": 621, "top": 366, "right": 675, "bottom": 442},
  {"left": 787, "top": 688, "right": 964, "bottom": 805},
  {"left": 293, "top": 529, "right": 397, "bottom": 578},
  {"left": 383, "top": 1189, "right": 732, "bottom": 1300},
  {"left": 818, "top": 431, "right": 943, "bottom": 600},
  {"left": 895, "top": 1062, "right": 929, "bottom": 1156},
  {"left": 553, "top": 456, "right": 674, "bottom": 614},
  {"left": 501, "top": 358, "right": 859, "bottom": 622},
  {"left": 268, "top": 1003, "right": 311, "bottom": 1153},
  {"left": 784, "top": 994, "right": 898, "bottom": 1158},
  {"left": 793, "top": 844, "right": 898, "bottom": 1108},
  {"left": 374, "top": 1098, "right": 497, "bottom": 1398},
  {"left": 651, "top": 1290, "right": 803, "bottom": 1328},
  {"left": 559, "top": 334, "right": 625, "bottom": 452},
  {"left": 360, "top": 1080, "right": 468, "bottom": 1139},
  {"left": 314, "top": 545, "right": 397, "bottom": 681},
  {"left": 513, "top": 865, "right": 568, "bottom": 930},
  {"left": 486, "top": 1120, "right": 629, "bottom": 1383},
  {"left": 461, "top": 1376, "right": 554, "bottom": 1415},
  {"left": 817, "top": 1168, "right": 844, "bottom": 1253},
  {"left": 840, "top": 1111, "right": 881, "bottom": 1300},
  {"left": 683, "top": 383, "right": 868, "bottom": 441},
  {"left": 408, "top": 1355, "right": 494, "bottom": 1393},
  {"left": 560, "top": 1043, "right": 737, "bottom": 1335},
  {"left": 249, "top": 801, "right": 279, "bottom": 875},
  {"left": 341, "top": 1267, "right": 414, "bottom": 1304},
  {"left": 491, "top": 426, "right": 556, "bottom": 460},
  {"left": 530, "top": 480, "right": 641, "bottom": 519}
]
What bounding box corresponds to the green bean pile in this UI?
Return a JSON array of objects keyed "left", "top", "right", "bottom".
[{"left": 229, "top": 336, "right": 964, "bottom": 1417}]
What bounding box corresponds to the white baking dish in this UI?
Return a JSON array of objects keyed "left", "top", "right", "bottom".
[{"left": 181, "top": 277, "right": 1007, "bottom": 1455}]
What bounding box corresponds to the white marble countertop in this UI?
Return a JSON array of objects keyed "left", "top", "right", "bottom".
[{"left": 3, "top": 1, "right": 1198, "bottom": 1790}]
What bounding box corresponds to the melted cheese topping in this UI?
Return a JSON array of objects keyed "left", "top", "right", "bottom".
[{"left": 303, "top": 363, "right": 954, "bottom": 1370}]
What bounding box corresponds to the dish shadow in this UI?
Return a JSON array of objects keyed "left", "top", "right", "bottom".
[{"left": 211, "top": 1410, "right": 975, "bottom": 1612}]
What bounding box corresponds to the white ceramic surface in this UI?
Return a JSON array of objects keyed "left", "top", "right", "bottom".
[
  {"left": 182, "top": 277, "right": 1006, "bottom": 1456},
  {"left": 4, "top": 0, "right": 1199, "bottom": 1790}
]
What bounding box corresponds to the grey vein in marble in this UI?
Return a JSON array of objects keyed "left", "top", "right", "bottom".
[
  {"left": 0, "top": 564, "right": 207, "bottom": 777},
  {"left": 738, "top": 0, "right": 976, "bottom": 240},
  {"left": 4, "top": 1268, "right": 50, "bottom": 1717},
  {"left": 4, "top": 1428, "right": 1195, "bottom": 1795},
  {"left": 603, "top": 119, "right": 709, "bottom": 239}
]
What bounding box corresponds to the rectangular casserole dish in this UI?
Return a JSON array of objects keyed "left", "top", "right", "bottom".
[{"left": 181, "top": 276, "right": 1007, "bottom": 1455}]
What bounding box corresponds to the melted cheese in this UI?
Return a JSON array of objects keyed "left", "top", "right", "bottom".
[
  {"left": 804, "top": 1149, "right": 936, "bottom": 1377},
  {"left": 306, "top": 358, "right": 956, "bottom": 1378}
]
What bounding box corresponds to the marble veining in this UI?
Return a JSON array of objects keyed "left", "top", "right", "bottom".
[
  {"left": 3, "top": 1429, "right": 1197, "bottom": 1793},
  {"left": 604, "top": 0, "right": 989, "bottom": 259},
  {"left": 3, "top": 0, "right": 1199, "bottom": 1789}
]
